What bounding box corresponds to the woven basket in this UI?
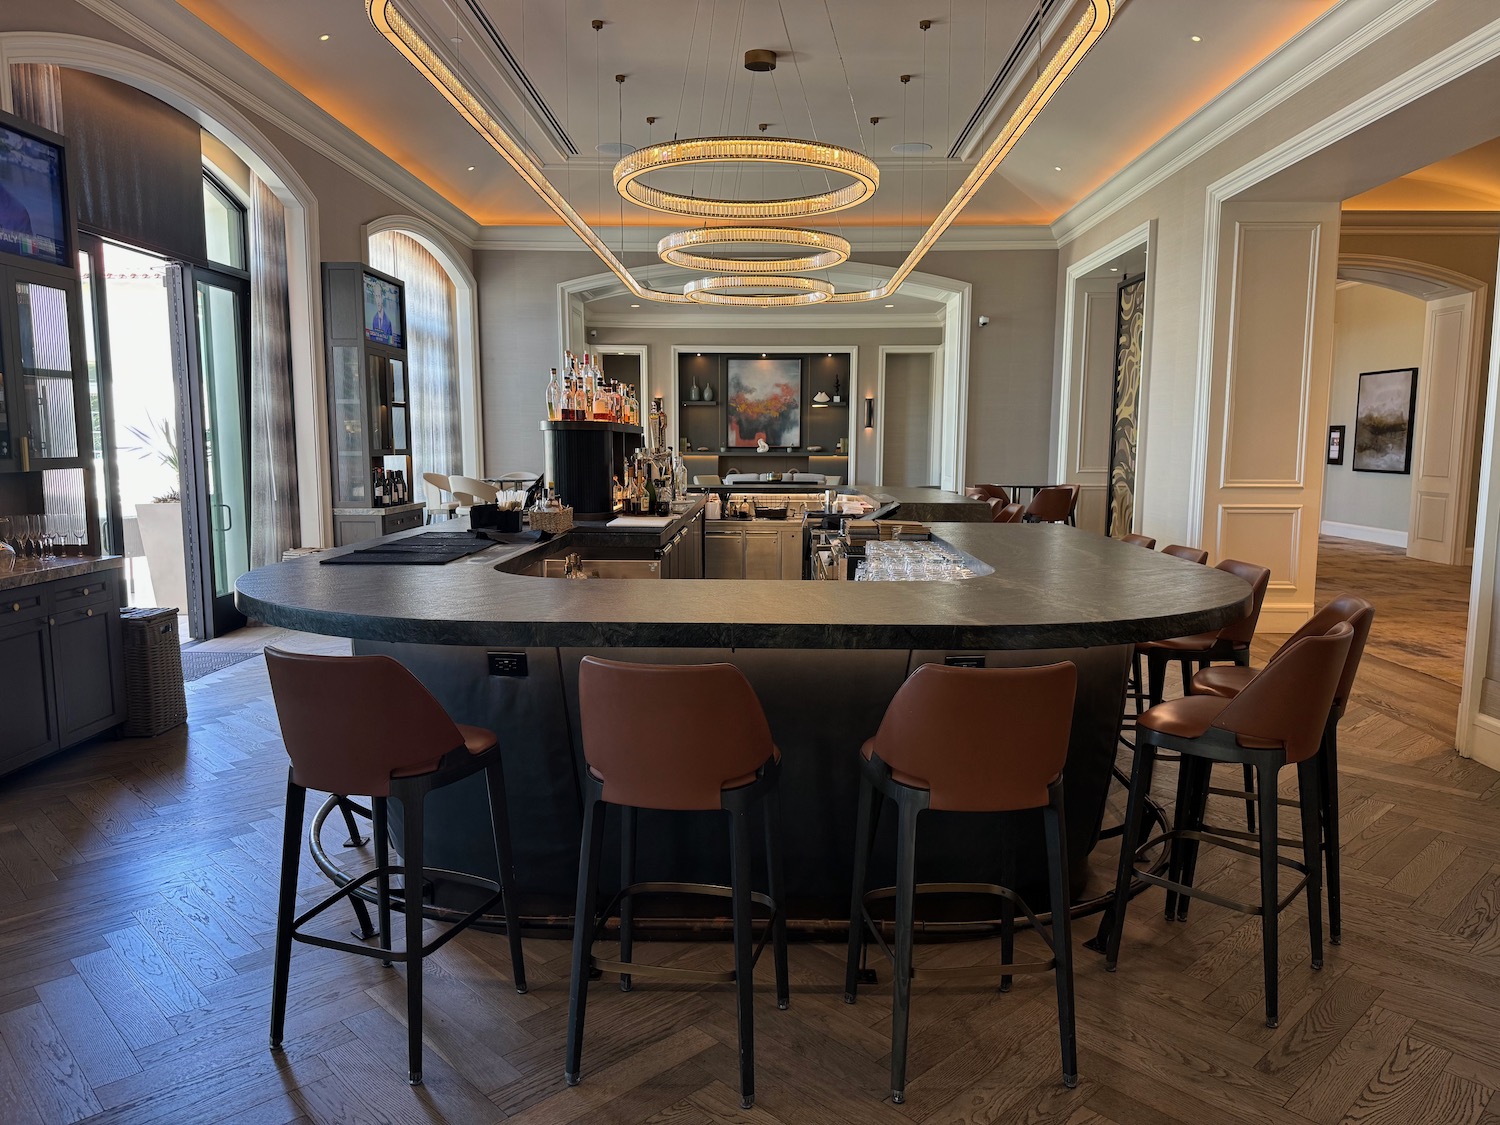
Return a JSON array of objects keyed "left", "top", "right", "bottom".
[
  {"left": 121, "top": 607, "right": 187, "bottom": 737},
  {"left": 529, "top": 506, "right": 574, "bottom": 535}
]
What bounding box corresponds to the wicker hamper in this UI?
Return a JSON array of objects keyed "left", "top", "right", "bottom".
[{"left": 121, "top": 607, "right": 187, "bottom": 737}]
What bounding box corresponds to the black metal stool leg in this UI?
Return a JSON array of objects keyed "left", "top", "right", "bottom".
[
  {"left": 337, "top": 796, "right": 368, "bottom": 847},
  {"left": 1256, "top": 764, "right": 1280, "bottom": 1029},
  {"left": 999, "top": 846, "right": 1016, "bottom": 992},
  {"left": 1243, "top": 763, "right": 1258, "bottom": 833},
  {"left": 399, "top": 784, "right": 426, "bottom": 1085},
  {"left": 728, "top": 807, "right": 757, "bottom": 1110},
  {"left": 269, "top": 772, "right": 305, "bottom": 1051},
  {"left": 1298, "top": 758, "right": 1324, "bottom": 970},
  {"left": 889, "top": 797, "right": 919, "bottom": 1105},
  {"left": 486, "top": 762, "right": 528, "bottom": 994},
  {"left": 619, "top": 806, "right": 637, "bottom": 993},
  {"left": 1164, "top": 758, "right": 1196, "bottom": 922},
  {"left": 373, "top": 797, "right": 392, "bottom": 966},
  {"left": 1147, "top": 653, "right": 1168, "bottom": 708},
  {"left": 764, "top": 790, "right": 789, "bottom": 1011},
  {"left": 1044, "top": 787, "right": 1078, "bottom": 1088},
  {"left": 844, "top": 775, "right": 878, "bottom": 1003},
  {"left": 565, "top": 795, "right": 607, "bottom": 1087},
  {"left": 1321, "top": 720, "right": 1343, "bottom": 945},
  {"left": 1175, "top": 756, "right": 1211, "bottom": 922},
  {"left": 1106, "top": 744, "right": 1156, "bottom": 970}
]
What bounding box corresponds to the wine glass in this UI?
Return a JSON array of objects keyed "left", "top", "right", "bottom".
[
  {"left": 41, "top": 514, "right": 58, "bottom": 559},
  {"left": 20, "top": 515, "right": 38, "bottom": 558},
  {"left": 70, "top": 514, "right": 88, "bottom": 556}
]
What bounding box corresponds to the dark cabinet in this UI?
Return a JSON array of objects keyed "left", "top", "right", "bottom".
[{"left": 0, "top": 570, "right": 124, "bottom": 777}]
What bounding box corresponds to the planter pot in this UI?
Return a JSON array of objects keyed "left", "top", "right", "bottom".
[{"left": 135, "top": 502, "right": 189, "bottom": 615}]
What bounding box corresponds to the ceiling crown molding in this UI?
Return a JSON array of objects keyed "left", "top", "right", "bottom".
[
  {"left": 70, "top": 0, "right": 480, "bottom": 248},
  {"left": 1051, "top": 0, "right": 1441, "bottom": 246}
]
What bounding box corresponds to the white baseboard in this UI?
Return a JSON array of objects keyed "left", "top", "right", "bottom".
[
  {"left": 1320, "top": 520, "right": 1408, "bottom": 548},
  {"left": 1464, "top": 713, "right": 1500, "bottom": 773}
]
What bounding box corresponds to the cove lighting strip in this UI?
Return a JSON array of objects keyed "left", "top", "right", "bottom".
[{"left": 369, "top": 0, "right": 1114, "bottom": 305}]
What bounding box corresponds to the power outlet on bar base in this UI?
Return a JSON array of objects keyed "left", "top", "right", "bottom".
[
  {"left": 944, "top": 655, "right": 985, "bottom": 669},
  {"left": 488, "top": 651, "right": 528, "bottom": 677}
]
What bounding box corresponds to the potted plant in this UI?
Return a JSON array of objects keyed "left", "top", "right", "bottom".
[{"left": 126, "top": 418, "right": 189, "bottom": 614}]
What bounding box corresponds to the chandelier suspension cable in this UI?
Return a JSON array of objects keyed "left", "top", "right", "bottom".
[
  {"left": 594, "top": 18, "right": 601, "bottom": 226},
  {"left": 617, "top": 75, "right": 625, "bottom": 262},
  {"left": 779, "top": 2, "right": 851, "bottom": 260},
  {"left": 922, "top": 19, "right": 929, "bottom": 241}
]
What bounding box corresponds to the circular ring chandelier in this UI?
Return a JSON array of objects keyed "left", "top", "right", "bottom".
[
  {"left": 615, "top": 137, "right": 878, "bottom": 220},
  {"left": 683, "top": 274, "right": 835, "bottom": 306},
  {"left": 658, "top": 227, "right": 851, "bottom": 274}
]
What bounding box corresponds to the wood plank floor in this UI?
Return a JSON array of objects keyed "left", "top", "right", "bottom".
[{"left": 0, "top": 550, "right": 1494, "bottom": 1125}]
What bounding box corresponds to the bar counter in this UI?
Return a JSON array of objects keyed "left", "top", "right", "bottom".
[{"left": 236, "top": 520, "right": 1251, "bottom": 926}]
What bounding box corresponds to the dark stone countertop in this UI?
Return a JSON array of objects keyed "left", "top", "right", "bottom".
[
  {"left": 236, "top": 522, "right": 1250, "bottom": 651},
  {"left": 0, "top": 554, "right": 124, "bottom": 592}
]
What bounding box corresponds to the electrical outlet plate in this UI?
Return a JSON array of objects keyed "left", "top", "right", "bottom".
[
  {"left": 943, "top": 655, "right": 985, "bottom": 669},
  {"left": 488, "top": 651, "right": 528, "bottom": 677}
]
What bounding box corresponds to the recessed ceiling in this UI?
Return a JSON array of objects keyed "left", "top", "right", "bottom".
[
  {"left": 175, "top": 0, "right": 1340, "bottom": 230},
  {"left": 1345, "top": 136, "right": 1500, "bottom": 211}
]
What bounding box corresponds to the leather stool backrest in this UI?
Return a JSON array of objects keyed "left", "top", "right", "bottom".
[
  {"left": 265, "top": 647, "right": 466, "bottom": 797},
  {"left": 1214, "top": 558, "right": 1272, "bottom": 646},
  {"left": 1122, "top": 534, "right": 1156, "bottom": 549},
  {"left": 1213, "top": 622, "right": 1353, "bottom": 763},
  {"left": 994, "top": 502, "right": 1025, "bottom": 523},
  {"left": 1263, "top": 594, "right": 1375, "bottom": 709},
  {"left": 578, "top": 657, "right": 775, "bottom": 810},
  {"left": 1024, "top": 486, "right": 1074, "bottom": 523},
  {"left": 1162, "top": 544, "right": 1208, "bottom": 564},
  {"left": 967, "top": 484, "right": 1009, "bottom": 504},
  {"left": 870, "top": 662, "right": 1076, "bottom": 812}
]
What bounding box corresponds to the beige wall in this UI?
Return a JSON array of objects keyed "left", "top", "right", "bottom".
[
  {"left": 881, "top": 353, "right": 936, "bottom": 488},
  {"left": 1324, "top": 284, "right": 1425, "bottom": 535}
]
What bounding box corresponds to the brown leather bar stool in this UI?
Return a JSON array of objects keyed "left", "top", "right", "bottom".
[
  {"left": 990, "top": 499, "right": 1025, "bottom": 523},
  {"left": 565, "top": 657, "right": 787, "bottom": 1111},
  {"left": 1184, "top": 595, "right": 1374, "bottom": 942},
  {"left": 844, "top": 662, "right": 1079, "bottom": 1104},
  {"left": 967, "top": 483, "right": 1010, "bottom": 503},
  {"left": 1121, "top": 533, "right": 1156, "bottom": 549},
  {"left": 264, "top": 648, "right": 527, "bottom": 1086},
  {"left": 1162, "top": 543, "right": 1209, "bottom": 564},
  {"left": 1105, "top": 621, "right": 1354, "bottom": 1028},
  {"left": 1115, "top": 544, "right": 1209, "bottom": 761},
  {"left": 1023, "top": 485, "right": 1078, "bottom": 524}
]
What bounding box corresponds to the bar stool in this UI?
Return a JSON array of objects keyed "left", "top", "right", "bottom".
[
  {"left": 1023, "top": 485, "right": 1076, "bottom": 524},
  {"left": 1162, "top": 544, "right": 1209, "bottom": 564},
  {"left": 844, "top": 662, "right": 1079, "bottom": 1104},
  {"left": 991, "top": 500, "right": 1025, "bottom": 524},
  {"left": 1121, "top": 533, "right": 1156, "bottom": 549},
  {"left": 264, "top": 648, "right": 527, "bottom": 1085},
  {"left": 1185, "top": 595, "right": 1374, "bottom": 942},
  {"left": 1105, "top": 621, "right": 1354, "bottom": 1028},
  {"left": 565, "top": 657, "right": 787, "bottom": 1111}
]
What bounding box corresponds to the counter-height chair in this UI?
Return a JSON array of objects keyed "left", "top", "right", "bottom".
[
  {"left": 1162, "top": 544, "right": 1209, "bottom": 564},
  {"left": 1106, "top": 620, "right": 1354, "bottom": 1029},
  {"left": 693, "top": 474, "right": 724, "bottom": 486},
  {"left": 1023, "top": 485, "right": 1078, "bottom": 524},
  {"left": 264, "top": 648, "right": 527, "bottom": 1086},
  {"left": 845, "top": 662, "right": 1079, "bottom": 1104},
  {"left": 1186, "top": 595, "right": 1374, "bottom": 943},
  {"left": 990, "top": 499, "right": 1025, "bottom": 523},
  {"left": 966, "top": 484, "right": 1010, "bottom": 504},
  {"left": 566, "top": 657, "right": 788, "bottom": 1111},
  {"left": 421, "top": 472, "right": 458, "bottom": 524},
  {"left": 450, "top": 475, "right": 499, "bottom": 510},
  {"left": 1122, "top": 533, "right": 1156, "bottom": 549}
]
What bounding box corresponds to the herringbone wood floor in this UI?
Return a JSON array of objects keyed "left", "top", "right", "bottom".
[{"left": 0, "top": 540, "right": 1493, "bottom": 1124}]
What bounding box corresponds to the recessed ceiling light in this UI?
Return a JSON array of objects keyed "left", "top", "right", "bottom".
[
  {"left": 319, "top": 33, "right": 330, "bottom": 41},
  {"left": 884, "top": 304, "right": 894, "bottom": 308},
  {"left": 1190, "top": 35, "right": 1202, "bottom": 42},
  {"left": 891, "top": 142, "right": 932, "bottom": 155},
  {"left": 630, "top": 303, "right": 640, "bottom": 308},
  {"left": 467, "top": 165, "right": 475, "bottom": 171},
  {"left": 1110, "top": 266, "right": 1119, "bottom": 272},
  {"left": 761, "top": 353, "right": 767, "bottom": 357},
  {"left": 1053, "top": 166, "right": 1063, "bottom": 172},
  {"left": 596, "top": 142, "right": 636, "bottom": 157}
]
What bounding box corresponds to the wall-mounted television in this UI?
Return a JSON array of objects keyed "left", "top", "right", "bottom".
[
  {"left": 363, "top": 271, "right": 404, "bottom": 349},
  {"left": 0, "top": 117, "right": 68, "bottom": 268}
]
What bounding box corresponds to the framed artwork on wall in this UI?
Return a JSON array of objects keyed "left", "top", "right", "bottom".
[
  {"left": 1327, "top": 424, "right": 1345, "bottom": 465},
  {"left": 1352, "top": 367, "right": 1418, "bottom": 474},
  {"left": 726, "top": 357, "right": 802, "bottom": 448}
]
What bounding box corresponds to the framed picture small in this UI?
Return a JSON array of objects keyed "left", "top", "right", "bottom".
[
  {"left": 1352, "top": 367, "right": 1418, "bottom": 474},
  {"left": 1327, "top": 425, "right": 1345, "bottom": 465}
]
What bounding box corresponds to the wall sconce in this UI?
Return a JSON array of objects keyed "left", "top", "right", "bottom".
[{"left": 864, "top": 397, "right": 876, "bottom": 430}]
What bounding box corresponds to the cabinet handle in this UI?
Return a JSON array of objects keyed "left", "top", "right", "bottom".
[
  {"left": 86, "top": 608, "right": 94, "bottom": 617},
  {"left": 48, "top": 617, "right": 55, "bottom": 626},
  {"left": 10, "top": 603, "right": 18, "bottom": 612},
  {"left": 81, "top": 586, "right": 89, "bottom": 596}
]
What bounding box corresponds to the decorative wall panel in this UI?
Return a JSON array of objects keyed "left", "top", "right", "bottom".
[{"left": 1109, "top": 275, "right": 1145, "bottom": 536}]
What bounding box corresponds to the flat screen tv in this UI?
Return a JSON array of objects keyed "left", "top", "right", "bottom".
[
  {"left": 363, "top": 272, "right": 404, "bottom": 349},
  {"left": 0, "top": 119, "right": 68, "bottom": 268}
]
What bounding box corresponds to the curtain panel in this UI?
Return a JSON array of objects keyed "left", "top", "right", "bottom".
[
  {"left": 368, "top": 231, "right": 461, "bottom": 486},
  {"left": 10, "top": 64, "right": 64, "bottom": 132},
  {"left": 249, "top": 175, "right": 300, "bottom": 566}
]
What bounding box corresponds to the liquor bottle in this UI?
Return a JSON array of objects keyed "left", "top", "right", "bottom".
[
  {"left": 563, "top": 372, "right": 577, "bottom": 420},
  {"left": 582, "top": 354, "right": 596, "bottom": 421},
  {"left": 373, "top": 468, "right": 384, "bottom": 507},
  {"left": 397, "top": 470, "right": 407, "bottom": 504},
  {"left": 546, "top": 368, "right": 562, "bottom": 421}
]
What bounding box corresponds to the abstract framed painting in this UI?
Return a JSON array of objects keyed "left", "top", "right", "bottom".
[
  {"left": 1352, "top": 367, "right": 1417, "bottom": 474},
  {"left": 726, "top": 358, "right": 801, "bottom": 448}
]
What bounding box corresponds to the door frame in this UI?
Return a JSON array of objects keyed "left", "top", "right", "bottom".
[{"left": 874, "top": 345, "right": 943, "bottom": 487}]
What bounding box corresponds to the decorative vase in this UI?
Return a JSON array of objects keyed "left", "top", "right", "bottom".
[
  {"left": 689, "top": 378, "right": 701, "bottom": 401},
  {"left": 703, "top": 383, "right": 715, "bottom": 403}
]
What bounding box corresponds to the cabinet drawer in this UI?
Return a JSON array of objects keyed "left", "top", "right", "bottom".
[
  {"left": 0, "top": 587, "right": 47, "bottom": 622},
  {"left": 49, "top": 574, "right": 118, "bottom": 612},
  {"left": 384, "top": 509, "right": 424, "bottom": 534}
]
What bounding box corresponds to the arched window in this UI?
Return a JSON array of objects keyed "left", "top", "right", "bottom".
[{"left": 368, "top": 230, "right": 461, "bottom": 484}]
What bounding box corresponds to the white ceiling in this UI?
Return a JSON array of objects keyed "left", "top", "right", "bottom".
[{"left": 175, "top": 0, "right": 1341, "bottom": 230}]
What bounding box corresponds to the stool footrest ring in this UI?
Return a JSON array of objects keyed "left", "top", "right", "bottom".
[{"left": 857, "top": 880, "right": 1060, "bottom": 982}]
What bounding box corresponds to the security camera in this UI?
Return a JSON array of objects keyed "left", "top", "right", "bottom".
[
  {"left": 977, "top": 315, "right": 990, "bottom": 327},
  {"left": 589, "top": 329, "right": 598, "bottom": 338}
]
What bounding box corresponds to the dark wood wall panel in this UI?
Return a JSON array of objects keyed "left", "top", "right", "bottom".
[{"left": 58, "top": 69, "right": 205, "bottom": 261}]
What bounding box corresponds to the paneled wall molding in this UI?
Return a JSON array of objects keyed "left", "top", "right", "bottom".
[
  {"left": 363, "top": 215, "right": 485, "bottom": 478},
  {"left": 65, "top": 0, "right": 478, "bottom": 250},
  {"left": 1215, "top": 503, "right": 1304, "bottom": 592},
  {"left": 0, "top": 30, "right": 333, "bottom": 546},
  {"left": 1218, "top": 221, "right": 1320, "bottom": 491}
]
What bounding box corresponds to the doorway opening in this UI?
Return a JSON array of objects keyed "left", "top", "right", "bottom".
[{"left": 875, "top": 347, "right": 940, "bottom": 487}]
